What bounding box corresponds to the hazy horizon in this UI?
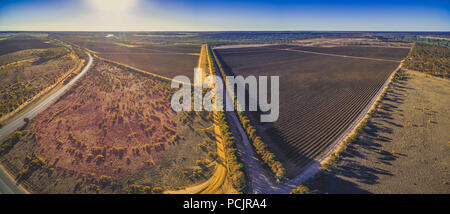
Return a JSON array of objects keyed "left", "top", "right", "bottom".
[
  {"left": 1, "top": 0, "right": 449, "bottom": 31},
  {"left": 1, "top": 30, "right": 450, "bottom": 33}
]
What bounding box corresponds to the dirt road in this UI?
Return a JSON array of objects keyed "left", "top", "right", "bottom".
[{"left": 165, "top": 44, "right": 231, "bottom": 194}]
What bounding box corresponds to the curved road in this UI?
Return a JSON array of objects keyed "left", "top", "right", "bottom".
[{"left": 0, "top": 52, "right": 93, "bottom": 194}]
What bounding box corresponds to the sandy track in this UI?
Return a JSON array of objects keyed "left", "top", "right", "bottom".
[{"left": 165, "top": 44, "right": 230, "bottom": 194}]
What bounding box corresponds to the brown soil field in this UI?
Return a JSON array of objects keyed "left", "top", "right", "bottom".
[
  {"left": 306, "top": 70, "right": 450, "bottom": 193},
  {"left": 0, "top": 46, "right": 78, "bottom": 118},
  {"left": 77, "top": 41, "right": 200, "bottom": 79},
  {"left": 85, "top": 42, "right": 200, "bottom": 54},
  {"left": 269, "top": 45, "right": 410, "bottom": 61},
  {"left": 294, "top": 37, "right": 411, "bottom": 48},
  {"left": 0, "top": 60, "right": 217, "bottom": 193},
  {"left": 215, "top": 45, "right": 409, "bottom": 178},
  {"left": 0, "top": 39, "right": 55, "bottom": 56},
  {"left": 97, "top": 52, "right": 198, "bottom": 79}
]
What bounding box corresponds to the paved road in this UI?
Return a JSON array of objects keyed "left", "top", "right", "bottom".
[{"left": 0, "top": 52, "right": 93, "bottom": 194}]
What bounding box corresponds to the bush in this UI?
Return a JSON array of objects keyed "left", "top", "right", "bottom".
[
  {"left": 128, "top": 184, "right": 152, "bottom": 194},
  {"left": 239, "top": 112, "right": 285, "bottom": 180},
  {"left": 292, "top": 184, "right": 310, "bottom": 194},
  {"left": 152, "top": 187, "right": 163, "bottom": 194}
]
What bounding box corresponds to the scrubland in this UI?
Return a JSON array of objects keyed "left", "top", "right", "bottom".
[{"left": 0, "top": 60, "right": 217, "bottom": 193}]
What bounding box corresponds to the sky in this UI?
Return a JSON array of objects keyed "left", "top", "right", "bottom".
[{"left": 0, "top": 0, "right": 449, "bottom": 31}]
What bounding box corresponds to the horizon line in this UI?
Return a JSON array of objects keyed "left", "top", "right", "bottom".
[{"left": 1, "top": 30, "right": 450, "bottom": 33}]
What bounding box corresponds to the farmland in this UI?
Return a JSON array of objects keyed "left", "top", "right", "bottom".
[
  {"left": 0, "top": 31, "right": 446, "bottom": 195},
  {"left": 0, "top": 38, "right": 81, "bottom": 121},
  {"left": 0, "top": 59, "right": 217, "bottom": 193},
  {"left": 0, "top": 38, "right": 55, "bottom": 56},
  {"left": 215, "top": 45, "right": 410, "bottom": 177},
  {"left": 271, "top": 45, "right": 410, "bottom": 61},
  {"left": 304, "top": 70, "right": 450, "bottom": 193},
  {"left": 73, "top": 39, "right": 201, "bottom": 79}
]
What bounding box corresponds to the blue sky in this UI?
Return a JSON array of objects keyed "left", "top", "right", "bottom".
[{"left": 0, "top": 0, "right": 449, "bottom": 31}]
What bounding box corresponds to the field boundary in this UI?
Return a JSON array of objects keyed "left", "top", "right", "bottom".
[
  {"left": 164, "top": 44, "right": 231, "bottom": 194},
  {"left": 211, "top": 48, "right": 286, "bottom": 181},
  {"left": 318, "top": 61, "right": 403, "bottom": 164},
  {"left": 212, "top": 44, "right": 413, "bottom": 193},
  {"left": 200, "top": 44, "right": 228, "bottom": 193},
  {"left": 270, "top": 47, "right": 402, "bottom": 63},
  {"left": 288, "top": 45, "right": 416, "bottom": 190},
  {"left": 318, "top": 43, "right": 415, "bottom": 166},
  {"left": 284, "top": 53, "right": 410, "bottom": 193}
]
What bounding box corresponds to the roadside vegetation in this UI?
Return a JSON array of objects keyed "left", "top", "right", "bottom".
[
  {"left": 0, "top": 60, "right": 217, "bottom": 193},
  {"left": 215, "top": 110, "right": 246, "bottom": 191},
  {"left": 0, "top": 38, "right": 81, "bottom": 121},
  {"left": 237, "top": 110, "right": 286, "bottom": 180},
  {"left": 210, "top": 47, "right": 285, "bottom": 181},
  {"left": 206, "top": 46, "right": 246, "bottom": 191},
  {"left": 215, "top": 45, "right": 407, "bottom": 177},
  {"left": 291, "top": 184, "right": 311, "bottom": 194}
]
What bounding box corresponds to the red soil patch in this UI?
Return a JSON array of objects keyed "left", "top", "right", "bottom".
[{"left": 32, "top": 61, "right": 178, "bottom": 178}]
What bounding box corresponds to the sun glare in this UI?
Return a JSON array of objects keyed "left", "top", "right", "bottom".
[{"left": 85, "top": 0, "right": 139, "bottom": 13}]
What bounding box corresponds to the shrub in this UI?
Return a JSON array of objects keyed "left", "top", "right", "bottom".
[
  {"left": 292, "top": 184, "right": 310, "bottom": 194},
  {"left": 128, "top": 184, "right": 152, "bottom": 194},
  {"left": 207, "top": 46, "right": 247, "bottom": 192},
  {"left": 152, "top": 187, "right": 163, "bottom": 194}
]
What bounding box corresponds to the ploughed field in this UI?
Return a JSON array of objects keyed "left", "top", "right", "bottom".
[
  {"left": 79, "top": 41, "right": 200, "bottom": 79},
  {"left": 215, "top": 45, "right": 409, "bottom": 176},
  {"left": 0, "top": 38, "right": 55, "bottom": 56},
  {"left": 272, "top": 44, "right": 410, "bottom": 61}
]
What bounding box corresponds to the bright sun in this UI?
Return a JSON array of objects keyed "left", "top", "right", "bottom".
[{"left": 85, "top": 0, "right": 139, "bottom": 13}]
